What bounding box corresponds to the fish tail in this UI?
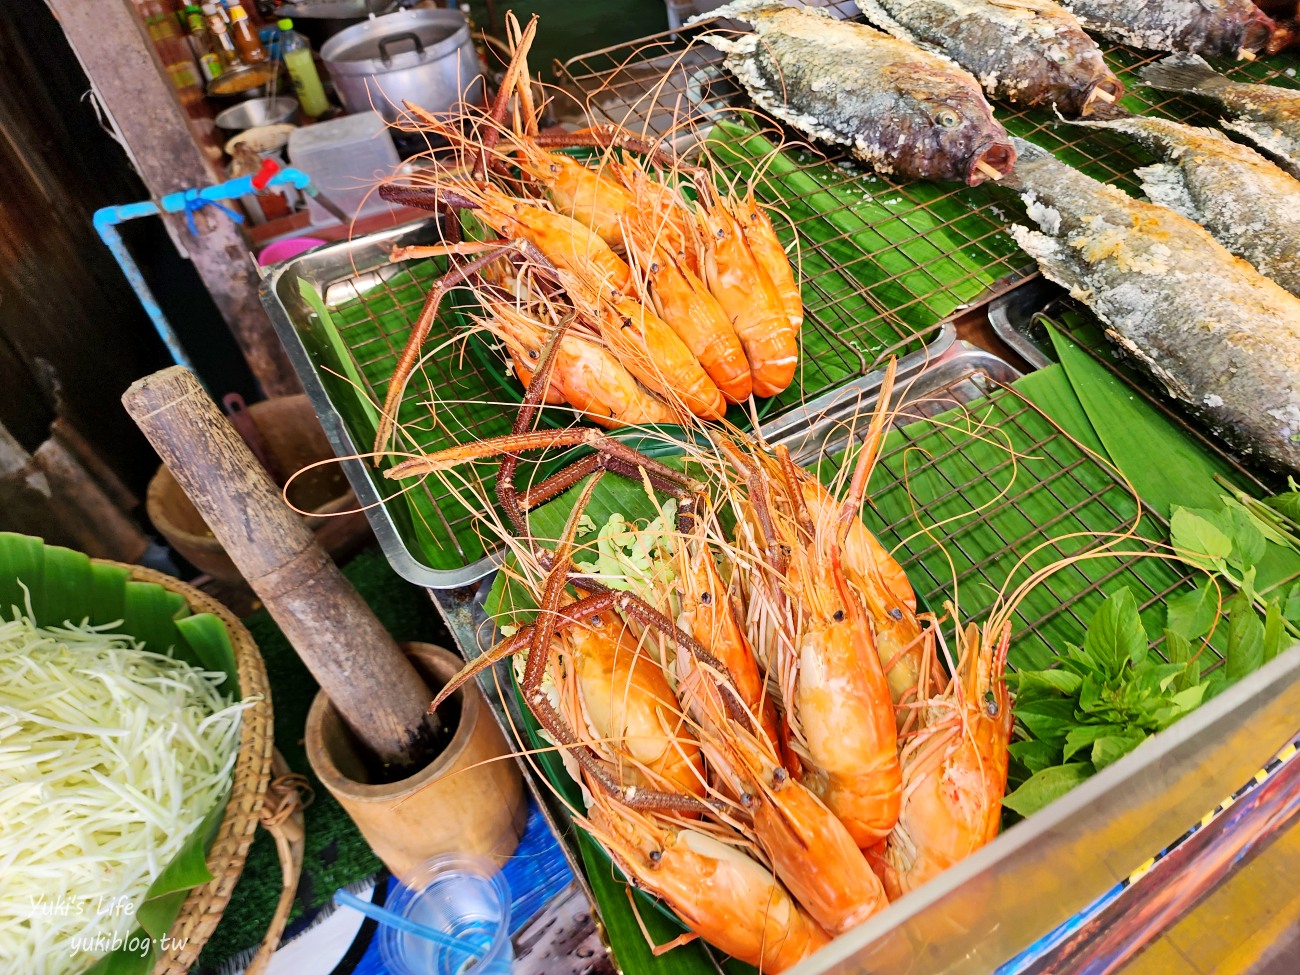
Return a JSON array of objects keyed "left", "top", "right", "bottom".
[{"left": 1139, "top": 54, "right": 1230, "bottom": 94}]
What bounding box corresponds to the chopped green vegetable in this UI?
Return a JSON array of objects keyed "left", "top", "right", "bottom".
[{"left": 0, "top": 607, "right": 247, "bottom": 975}]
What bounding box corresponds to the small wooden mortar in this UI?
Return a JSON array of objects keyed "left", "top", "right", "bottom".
[{"left": 306, "top": 642, "right": 528, "bottom": 879}]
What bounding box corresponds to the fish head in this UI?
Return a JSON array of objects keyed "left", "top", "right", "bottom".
[
  {"left": 892, "top": 88, "right": 1016, "bottom": 185},
  {"left": 1226, "top": 7, "right": 1278, "bottom": 58}
]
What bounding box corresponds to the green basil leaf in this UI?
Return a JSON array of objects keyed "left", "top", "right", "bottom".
[
  {"left": 1167, "top": 683, "right": 1209, "bottom": 716},
  {"left": 1014, "top": 698, "right": 1078, "bottom": 746},
  {"left": 1017, "top": 668, "right": 1084, "bottom": 698},
  {"left": 1008, "top": 738, "right": 1061, "bottom": 773},
  {"left": 1170, "top": 507, "right": 1233, "bottom": 571},
  {"left": 1263, "top": 600, "right": 1288, "bottom": 663},
  {"left": 1284, "top": 583, "right": 1300, "bottom": 625},
  {"left": 1225, "top": 592, "right": 1266, "bottom": 683},
  {"left": 1221, "top": 500, "right": 1268, "bottom": 573},
  {"left": 1165, "top": 580, "right": 1220, "bottom": 642},
  {"left": 1091, "top": 731, "right": 1148, "bottom": 770},
  {"left": 1084, "top": 587, "right": 1148, "bottom": 676},
  {"left": 1264, "top": 490, "right": 1300, "bottom": 525},
  {"left": 1062, "top": 723, "right": 1125, "bottom": 762},
  {"left": 1001, "top": 763, "right": 1094, "bottom": 817}
]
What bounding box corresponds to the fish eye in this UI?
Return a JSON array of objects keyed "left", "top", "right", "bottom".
[{"left": 935, "top": 108, "right": 960, "bottom": 128}]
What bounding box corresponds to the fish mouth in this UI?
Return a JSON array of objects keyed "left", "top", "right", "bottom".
[
  {"left": 1266, "top": 21, "right": 1296, "bottom": 55},
  {"left": 967, "top": 139, "right": 1016, "bottom": 186},
  {"left": 1239, "top": 15, "right": 1277, "bottom": 57},
  {"left": 1078, "top": 78, "right": 1126, "bottom": 118}
]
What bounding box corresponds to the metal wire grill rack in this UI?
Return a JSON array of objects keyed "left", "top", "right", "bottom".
[
  {"left": 556, "top": 14, "right": 1300, "bottom": 328},
  {"left": 784, "top": 352, "right": 1219, "bottom": 674}
]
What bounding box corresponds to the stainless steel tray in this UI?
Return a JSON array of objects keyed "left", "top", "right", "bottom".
[{"left": 259, "top": 213, "right": 962, "bottom": 588}]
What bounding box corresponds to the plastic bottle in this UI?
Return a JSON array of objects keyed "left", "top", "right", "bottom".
[
  {"left": 224, "top": 1, "right": 269, "bottom": 65},
  {"left": 277, "top": 18, "right": 330, "bottom": 117},
  {"left": 202, "top": 3, "right": 241, "bottom": 70},
  {"left": 182, "top": 5, "right": 223, "bottom": 82}
]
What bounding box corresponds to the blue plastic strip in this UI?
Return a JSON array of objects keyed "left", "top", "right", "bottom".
[{"left": 92, "top": 168, "right": 317, "bottom": 370}]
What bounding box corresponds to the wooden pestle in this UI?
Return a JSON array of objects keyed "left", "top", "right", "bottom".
[{"left": 124, "top": 366, "right": 439, "bottom": 773}]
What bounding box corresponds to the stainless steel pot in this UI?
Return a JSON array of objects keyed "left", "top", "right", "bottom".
[{"left": 319, "top": 9, "right": 484, "bottom": 123}]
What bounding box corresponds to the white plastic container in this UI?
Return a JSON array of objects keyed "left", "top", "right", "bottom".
[{"left": 287, "top": 110, "right": 400, "bottom": 226}]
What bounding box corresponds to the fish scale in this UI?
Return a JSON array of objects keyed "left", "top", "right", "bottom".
[
  {"left": 1073, "top": 114, "right": 1300, "bottom": 297},
  {"left": 854, "top": 0, "right": 1124, "bottom": 116},
  {"left": 1008, "top": 138, "right": 1300, "bottom": 474},
  {"left": 1140, "top": 53, "right": 1300, "bottom": 179},
  {"left": 700, "top": 1, "right": 1016, "bottom": 184},
  {"left": 1057, "top": 0, "right": 1276, "bottom": 58}
]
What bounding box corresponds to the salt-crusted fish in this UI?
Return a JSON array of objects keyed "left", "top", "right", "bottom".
[
  {"left": 1140, "top": 54, "right": 1300, "bottom": 179},
  {"left": 1007, "top": 137, "right": 1300, "bottom": 473},
  {"left": 699, "top": 1, "right": 1016, "bottom": 184},
  {"left": 1074, "top": 114, "right": 1300, "bottom": 296},
  {"left": 1057, "top": 0, "right": 1276, "bottom": 58},
  {"left": 854, "top": 0, "right": 1124, "bottom": 116}
]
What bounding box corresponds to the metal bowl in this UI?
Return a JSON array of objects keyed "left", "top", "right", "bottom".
[{"left": 214, "top": 96, "right": 300, "bottom": 134}]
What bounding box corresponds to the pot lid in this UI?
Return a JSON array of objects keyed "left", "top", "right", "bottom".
[{"left": 321, "top": 10, "right": 469, "bottom": 68}]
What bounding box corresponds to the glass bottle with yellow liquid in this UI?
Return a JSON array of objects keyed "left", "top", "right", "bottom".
[{"left": 277, "top": 18, "right": 330, "bottom": 118}]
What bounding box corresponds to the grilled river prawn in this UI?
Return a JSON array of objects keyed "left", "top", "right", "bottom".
[
  {"left": 369, "top": 14, "right": 802, "bottom": 455},
  {"left": 699, "top": 1, "right": 1016, "bottom": 185},
  {"left": 386, "top": 315, "right": 1014, "bottom": 965}
]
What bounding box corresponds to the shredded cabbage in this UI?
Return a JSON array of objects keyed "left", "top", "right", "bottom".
[
  {"left": 573, "top": 499, "right": 679, "bottom": 599},
  {"left": 0, "top": 609, "right": 247, "bottom": 974}
]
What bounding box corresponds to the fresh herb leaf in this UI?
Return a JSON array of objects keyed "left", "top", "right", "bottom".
[
  {"left": 1002, "top": 763, "right": 1094, "bottom": 817},
  {"left": 1083, "top": 587, "right": 1148, "bottom": 675},
  {"left": 1013, "top": 697, "right": 1078, "bottom": 747},
  {"left": 1220, "top": 500, "right": 1268, "bottom": 573},
  {"left": 1165, "top": 579, "right": 1220, "bottom": 641},
  {"left": 1162, "top": 630, "right": 1201, "bottom": 692},
  {"left": 1265, "top": 490, "right": 1300, "bottom": 525},
  {"left": 1091, "top": 732, "right": 1147, "bottom": 770},
  {"left": 1225, "top": 591, "right": 1265, "bottom": 683},
  {"left": 1263, "top": 600, "right": 1287, "bottom": 663},
  {"left": 1170, "top": 507, "right": 1232, "bottom": 572},
  {"left": 1008, "top": 739, "right": 1060, "bottom": 774},
  {"left": 1062, "top": 723, "right": 1124, "bottom": 762},
  {"left": 1285, "top": 583, "right": 1300, "bottom": 625}
]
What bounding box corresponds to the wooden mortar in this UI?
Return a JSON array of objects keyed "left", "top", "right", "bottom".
[{"left": 305, "top": 642, "right": 528, "bottom": 880}]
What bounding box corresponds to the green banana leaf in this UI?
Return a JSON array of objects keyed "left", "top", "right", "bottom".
[{"left": 0, "top": 533, "right": 241, "bottom": 975}]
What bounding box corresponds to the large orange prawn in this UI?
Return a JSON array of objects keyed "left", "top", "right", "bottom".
[{"left": 870, "top": 619, "right": 1013, "bottom": 900}]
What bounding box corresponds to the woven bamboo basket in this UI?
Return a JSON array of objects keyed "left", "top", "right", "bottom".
[{"left": 97, "top": 563, "right": 276, "bottom": 975}]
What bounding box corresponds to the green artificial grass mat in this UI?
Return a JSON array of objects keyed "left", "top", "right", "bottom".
[{"left": 197, "top": 549, "right": 453, "bottom": 971}]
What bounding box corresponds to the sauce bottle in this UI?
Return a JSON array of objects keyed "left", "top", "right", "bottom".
[
  {"left": 202, "top": 3, "right": 241, "bottom": 70},
  {"left": 277, "top": 19, "right": 330, "bottom": 117},
  {"left": 224, "top": 1, "right": 268, "bottom": 65}
]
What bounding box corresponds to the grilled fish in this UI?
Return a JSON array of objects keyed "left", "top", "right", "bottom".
[
  {"left": 700, "top": 1, "right": 1016, "bottom": 184},
  {"left": 1057, "top": 0, "right": 1276, "bottom": 58},
  {"left": 1075, "top": 115, "right": 1300, "bottom": 296},
  {"left": 1141, "top": 54, "right": 1300, "bottom": 179},
  {"left": 854, "top": 0, "right": 1124, "bottom": 116},
  {"left": 1007, "top": 138, "right": 1300, "bottom": 473}
]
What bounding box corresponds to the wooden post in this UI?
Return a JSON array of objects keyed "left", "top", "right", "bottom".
[
  {"left": 123, "top": 366, "right": 440, "bottom": 773},
  {"left": 47, "top": 0, "right": 300, "bottom": 397}
]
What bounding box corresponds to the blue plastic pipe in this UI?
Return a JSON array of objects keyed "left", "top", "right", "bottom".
[{"left": 93, "top": 167, "right": 316, "bottom": 373}]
